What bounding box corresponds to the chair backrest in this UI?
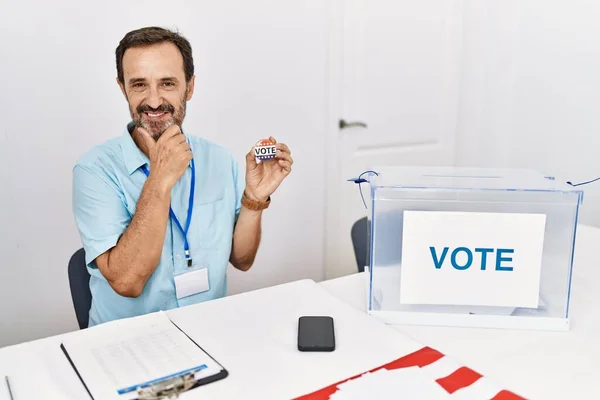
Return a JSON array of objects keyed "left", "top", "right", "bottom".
[
  {"left": 68, "top": 248, "right": 92, "bottom": 329},
  {"left": 350, "top": 217, "right": 370, "bottom": 273}
]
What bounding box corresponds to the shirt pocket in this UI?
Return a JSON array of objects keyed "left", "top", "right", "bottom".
[{"left": 190, "top": 186, "right": 230, "bottom": 251}]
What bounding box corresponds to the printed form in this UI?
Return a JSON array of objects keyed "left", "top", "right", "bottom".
[{"left": 61, "top": 311, "right": 223, "bottom": 399}]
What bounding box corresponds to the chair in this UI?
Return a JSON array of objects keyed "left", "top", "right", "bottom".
[
  {"left": 350, "top": 217, "right": 371, "bottom": 273},
  {"left": 68, "top": 248, "right": 92, "bottom": 329}
]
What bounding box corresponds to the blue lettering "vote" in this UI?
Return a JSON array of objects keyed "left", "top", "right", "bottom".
[{"left": 429, "top": 247, "right": 514, "bottom": 271}]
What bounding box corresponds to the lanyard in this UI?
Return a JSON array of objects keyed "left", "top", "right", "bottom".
[{"left": 140, "top": 158, "right": 196, "bottom": 267}]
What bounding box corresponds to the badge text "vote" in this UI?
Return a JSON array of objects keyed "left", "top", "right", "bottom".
[{"left": 254, "top": 146, "right": 276, "bottom": 156}]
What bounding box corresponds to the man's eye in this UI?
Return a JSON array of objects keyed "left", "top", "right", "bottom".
[{"left": 163, "top": 82, "right": 174, "bottom": 87}]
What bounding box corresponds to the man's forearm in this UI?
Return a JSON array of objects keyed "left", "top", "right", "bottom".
[
  {"left": 229, "top": 207, "right": 263, "bottom": 271},
  {"left": 98, "top": 176, "right": 171, "bottom": 297}
]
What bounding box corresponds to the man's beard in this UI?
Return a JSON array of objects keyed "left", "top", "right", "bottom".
[{"left": 130, "top": 96, "right": 187, "bottom": 140}]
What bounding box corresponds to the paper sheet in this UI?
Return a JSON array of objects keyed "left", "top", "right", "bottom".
[
  {"left": 329, "top": 367, "right": 450, "bottom": 400},
  {"left": 61, "top": 311, "right": 223, "bottom": 399},
  {"left": 0, "top": 376, "right": 11, "bottom": 400}
]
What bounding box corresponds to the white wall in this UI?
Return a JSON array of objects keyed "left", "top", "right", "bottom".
[
  {"left": 3, "top": 0, "right": 600, "bottom": 348},
  {"left": 0, "top": 0, "right": 327, "bottom": 347},
  {"left": 456, "top": 1, "right": 600, "bottom": 226},
  {"left": 324, "top": 0, "right": 600, "bottom": 280}
]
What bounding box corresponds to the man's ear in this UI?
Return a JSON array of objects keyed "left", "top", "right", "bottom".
[
  {"left": 185, "top": 75, "right": 196, "bottom": 101},
  {"left": 116, "top": 77, "right": 127, "bottom": 99}
]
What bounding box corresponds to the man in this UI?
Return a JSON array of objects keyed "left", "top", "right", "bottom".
[{"left": 72, "top": 26, "right": 293, "bottom": 327}]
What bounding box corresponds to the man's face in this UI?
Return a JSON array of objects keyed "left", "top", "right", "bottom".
[{"left": 118, "top": 42, "right": 194, "bottom": 140}]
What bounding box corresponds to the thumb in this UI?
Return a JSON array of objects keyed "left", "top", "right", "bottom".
[
  {"left": 136, "top": 127, "right": 156, "bottom": 152},
  {"left": 246, "top": 146, "right": 259, "bottom": 169}
]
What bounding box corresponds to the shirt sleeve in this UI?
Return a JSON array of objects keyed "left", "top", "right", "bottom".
[
  {"left": 232, "top": 157, "right": 246, "bottom": 221},
  {"left": 72, "top": 164, "right": 131, "bottom": 268}
]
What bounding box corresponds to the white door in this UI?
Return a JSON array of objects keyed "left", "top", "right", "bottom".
[{"left": 325, "top": 0, "right": 464, "bottom": 279}]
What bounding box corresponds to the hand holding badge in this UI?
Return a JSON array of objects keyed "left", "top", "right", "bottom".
[{"left": 244, "top": 136, "right": 293, "bottom": 204}]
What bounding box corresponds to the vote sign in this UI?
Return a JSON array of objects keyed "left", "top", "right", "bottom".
[
  {"left": 254, "top": 139, "right": 277, "bottom": 162},
  {"left": 399, "top": 210, "right": 546, "bottom": 308}
]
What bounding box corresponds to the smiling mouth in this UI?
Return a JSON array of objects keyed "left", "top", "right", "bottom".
[{"left": 144, "top": 111, "right": 169, "bottom": 119}]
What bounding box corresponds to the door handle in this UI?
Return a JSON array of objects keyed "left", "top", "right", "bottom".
[{"left": 339, "top": 119, "right": 367, "bottom": 129}]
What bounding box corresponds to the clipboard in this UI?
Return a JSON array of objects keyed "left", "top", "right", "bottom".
[{"left": 60, "top": 316, "right": 228, "bottom": 400}]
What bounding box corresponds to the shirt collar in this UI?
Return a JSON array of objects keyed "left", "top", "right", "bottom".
[{"left": 121, "top": 121, "right": 150, "bottom": 175}]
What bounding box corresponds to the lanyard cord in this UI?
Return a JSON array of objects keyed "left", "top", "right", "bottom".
[{"left": 140, "top": 157, "right": 196, "bottom": 267}]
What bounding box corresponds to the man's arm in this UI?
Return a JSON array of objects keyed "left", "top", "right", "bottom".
[
  {"left": 75, "top": 126, "right": 192, "bottom": 298},
  {"left": 229, "top": 203, "right": 263, "bottom": 271},
  {"left": 94, "top": 176, "right": 171, "bottom": 297},
  {"left": 228, "top": 137, "right": 293, "bottom": 271}
]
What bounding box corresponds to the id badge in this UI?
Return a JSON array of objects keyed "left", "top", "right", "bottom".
[{"left": 174, "top": 265, "right": 210, "bottom": 300}]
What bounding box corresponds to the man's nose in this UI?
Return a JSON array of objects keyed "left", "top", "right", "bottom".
[{"left": 145, "top": 87, "right": 162, "bottom": 109}]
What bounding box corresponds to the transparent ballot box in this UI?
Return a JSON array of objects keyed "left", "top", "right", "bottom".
[{"left": 364, "top": 166, "right": 583, "bottom": 331}]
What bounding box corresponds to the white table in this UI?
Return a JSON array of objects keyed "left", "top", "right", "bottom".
[
  {"left": 0, "top": 279, "right": 429, "bottom": 400},
  {"left": 321, "top": 223, "right": 600, "bottom": 400},
  {"left": 0, "top": 224, "right": 598, "bottom": 399}
]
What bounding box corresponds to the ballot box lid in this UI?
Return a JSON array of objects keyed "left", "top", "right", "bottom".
[{"left": 366, "top": 166, "right": 583, "bottom": 198}]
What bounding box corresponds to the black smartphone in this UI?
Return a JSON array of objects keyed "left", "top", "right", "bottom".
[{"left": 297, "top": 316, "right": 335, "bottom": 352}]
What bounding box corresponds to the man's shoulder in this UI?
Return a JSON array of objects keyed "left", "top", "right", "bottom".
[{"left": 75, "top": 136, "right": 123, "bottom": 171}]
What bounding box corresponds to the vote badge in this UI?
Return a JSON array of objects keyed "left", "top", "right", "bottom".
[{"left": 254, "top": 138, "right": 277, "bottom": 163}]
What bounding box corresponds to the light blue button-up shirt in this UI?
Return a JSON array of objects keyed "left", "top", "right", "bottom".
[{"left": 72, "top": 122, "right": 245, "bottom": 327}]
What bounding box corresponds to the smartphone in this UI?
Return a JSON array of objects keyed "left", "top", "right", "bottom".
[{"left": 297, "top": 316, "right": 335, "bottom": 352}]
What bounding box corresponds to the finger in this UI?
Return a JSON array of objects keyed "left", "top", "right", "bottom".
[
  {"left": 278, "top": 159, "right": 292, "bottom": 174},
  {"left": 246, "top": 148, "right": 259, "bottom": 168},
  {"left": 136, "top": 127, "right": 157, "bottom": 150},
  {"left": 275, "top": 142, "right": 290, "bottom": 155},
  {"left": 275, "top": 150, "right": 293, "bottom": 164},
  {"left": 167, "top": 132, "right": 188, "bottom": 147},
  {"left": 268, "top": 136, "right": 277, "bottom": 144},
  {"left": 159, "top": 125, "right": 183, "bottom": 142},
  {"left": 175, "top": 142, "right": 191, "bottom": 153}
]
